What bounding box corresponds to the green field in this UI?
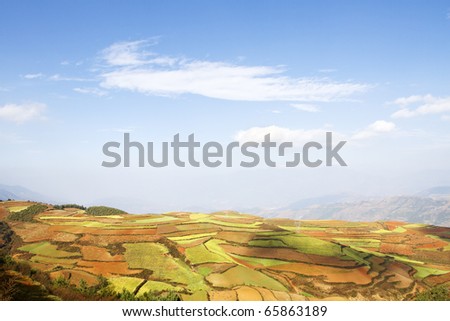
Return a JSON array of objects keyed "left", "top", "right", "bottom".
[
  {"left": 274, "top": 235, "right": 342, "bottom": 256},
  {"left": 248, "top": 239, "right": 288, "bottom": 248},
  {"left": 19, "top": 242, "right": 80, "bottom": 258},
  {"left": 123, "top": 243, "right": 206, "bottom": 291},
  {"left": 412, "top": 265, "right": 450, "bottom": 279},
  {"left": 185, "top": 244, "right": 233, "bottom": 264},
  {"left": 109, "top": 276, "right": 144, "bottom": 293},
  {"left": 229, "top": 253, "right": 289, "bottom": 267}
]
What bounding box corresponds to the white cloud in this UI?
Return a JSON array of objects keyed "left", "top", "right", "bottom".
[
  {"left": 352, "top": 120, "right": 396, "bottom": 140},
  {"left": 99, "top": 40, "right": 369, "bottom": 102},
  {"left": 0, "top": 103, "right": 46, "bottom": 124},
  {"left": 391, "top": 94, "right": 433, "bottom": 106},
  {"left": 102, "top": 40, "right": 157, "bottom": 66},
  {"left": 234, "top": 125, "right": 333, "bottom": 144},
  {"left": 23, "top": 73, "right": 44, "bottom": 79},
  {"left": 291, "top": 103, "right": 320, "bottom": 112},
  {"left": 391, "top": 94, "right": 450, "bottom": 118},
  {"left": 441, "top": 115, "right": 450, "bottom": 122},
  {"left": 74, "top": 87, "right": 108, "bottom": 97}
]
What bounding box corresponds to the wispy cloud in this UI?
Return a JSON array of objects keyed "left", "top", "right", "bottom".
[
  {"left": 101, "top": 39, "right": 160, "bottom": 66},
  {"left": 22, "top": 72, "right": 93, "bottom": 82},
  {"left": 391, "top": 94, "right": 450, "bottom": 118},
  {"left": 0, "top": 102, "right": 47, "bottom": 124},
  {"left": 74, "top": 87, "right": 108, "bottom": 97},
  {"left": 99, "top": 40, "right": 369, "bottom": 103},
  {"left": 352, "top": 120, "right": 396, "bottom": 140},
  {"left": 291, "top": 103, "right": 320, "bottom": 112},
  {"left": 23, "top": 73, "right": 44, "bottom": 79},
  {"left": 49, "top": 74, "right": 94, "bottom": 82}
]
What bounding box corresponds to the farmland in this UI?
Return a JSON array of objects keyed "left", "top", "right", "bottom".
[{"left": 1, "top": 201, "right": 450, "bottom": 300}]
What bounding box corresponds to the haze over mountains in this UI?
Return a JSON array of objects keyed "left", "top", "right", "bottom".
[
  {"left": 268, "top": 195, "right": 450, "bottom": 227},
  {"left": 1, "top": 183, "right": 449, "bottom": 227},
  {"left": 0, "top": 184, "right": 52, "bottom": 203}
]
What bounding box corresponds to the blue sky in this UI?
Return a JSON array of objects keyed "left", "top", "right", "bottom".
[{"left": 1, "top": 1, "right": 450, "bottom": 212}]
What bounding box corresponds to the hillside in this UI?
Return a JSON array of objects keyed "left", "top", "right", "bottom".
[{"left": 1, "top": 201, "right": 450, "bottom": 301}]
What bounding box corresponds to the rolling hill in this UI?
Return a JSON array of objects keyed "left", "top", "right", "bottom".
[{"left": 1, "top": 200, "right": 450, "bottom": 301}]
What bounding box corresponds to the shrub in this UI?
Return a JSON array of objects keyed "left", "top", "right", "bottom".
[
  {"left": 415, "top": 285, "right": 450, "bottom": 301},
  {"left": 8, "top": 204, "right": 47, "bottom": 222},
  {"left": 86, "top": 206, "right": 126, "bottom": 216},
  {"left": 117, "top": 289, "right": 181, "bottom": 301},
  {"left": 139, "top": 291, "right": 181, "bottom": 301},
  {"left": 53, "top": 276, "right": 70, "bottom": 287},
  {"left": 53, "top": 204, "right": 86, "bottom": 210}
]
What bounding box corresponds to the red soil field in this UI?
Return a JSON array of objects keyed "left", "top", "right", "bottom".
[
  {"left": 424, "top": 272, "right": 450, "bottom": 286},
  {"left": 76, "top": 260, "right": 142, "bottom": 277},
  {"left": 383, "top": 261, "right": 414, "bottom": 289},
  {"left": 12, "top": 223, "right": 78, "bottom": 243},
  {"left": 380, "top": 243, "right": 415, "bottom": 256},
  {"left": 78, "top": 245, "right": 125, "bottom": 262},
  {"left": 50, "top": 269, "right": 99, "bottom": 286}
]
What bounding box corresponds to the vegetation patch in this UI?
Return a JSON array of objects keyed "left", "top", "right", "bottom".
[
  {"left": 8, "top": 204, "right": 47, "bottom": 222},
  {"left": 412, "top": 265, "right": 450, "bottom": 279},
  {"left": 275, "top": 235, "right": 342, "bottom": 256},
  {"left": 415, "top": 285, "right": 450, "bottom": 301},
  {"left": 248, "top": 239, "right": 288, "bottom": 248},
  {"left": 109, "top": 276, "right": 143, "bottom": 293},
  {"left": 137, "top": 280, "right": 183, "bottom": 295},
  {"left": 185, "top": 244, "right": 233, "bottom": 265},
  {"left": 86, "top": 206, "right": 126, "bottom": 216},
  {"left": 19, "top": 242, "right": 80, "bottom": 258},
  {"left": 123, "top": 243, "right": 206, "bottom": 291}
]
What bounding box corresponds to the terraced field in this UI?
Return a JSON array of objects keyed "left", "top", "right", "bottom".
[{"left": 2, "top": 201, "right": 450, "bottom": 300}]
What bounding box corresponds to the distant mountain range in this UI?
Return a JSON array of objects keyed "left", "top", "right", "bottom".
[
  {"left": 0, "top": 184, "right": 52, "bottom": 203},
  {"left": 263, "top": 187, "right": 450, "bottom": 227}
]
